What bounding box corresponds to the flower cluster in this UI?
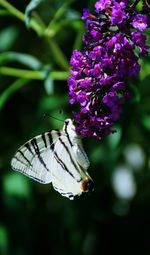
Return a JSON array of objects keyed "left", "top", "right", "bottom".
[{"left": 68, "top": 0, "right": 150, "bottom": 140}]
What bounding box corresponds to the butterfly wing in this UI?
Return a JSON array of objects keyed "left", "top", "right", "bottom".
[
  {"left": 72, "top": 140, "right": 90, "bottom": 170},
  {"left": 50, "top": 132, "right": 91, "bottom": 199},
  {"left": 11, "top": 130, "right": 60, "bottom": 184},
  {"left": 11, "top": 119, "right": 93, "bottom": 200},
  {"left": 63, "top": 119, "right": 90, "bottom": 170}
]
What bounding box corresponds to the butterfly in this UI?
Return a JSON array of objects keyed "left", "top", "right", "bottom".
[{"left": 11, "top": 119, "right": 94, "bottom": 200}]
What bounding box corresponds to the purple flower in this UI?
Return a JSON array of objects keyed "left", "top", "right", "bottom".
[
  {"left": 67, "top": 0, "right": 150, "bottom": 140},
  {"left": 99, "top": 74, "right": 112, "bottom": 86},
  {"left": 103, "top": 92, "right": 115, "bottom": 104},
  {"left": 80, "top": 79, "right": 92, "bottom": 90},
  {"left": 67, "top": 76, "right": 77, "bottom": 90},
  {"left": 106, "top": 37, "right": 116, "bottom": 50},
  {"left": 132, "top": 14, "right": 149, "bottom": 31},
  {"left": 77, "top": 91, "right": 89, "bottom": 106},
  {"left": 131, "top": 32, "right": 147, "bottom": 47},
  {"left": 82, "top": 9, "right": 90, "bottom": 19},
  {"left": 112, "top": 82, "right": 124, "bottom": 92},
  {"left": 69, "top": 91, "right": 77, "bottom": 104},
  {"left": 95, "top": 0, "right": 111, "bottom": 11},
  {"left": 110, "top": 105, "right": 122, "bottom": 121},
  {"left": 70, "top": 50, "right": 83, "bottom": 71},
  {"left": 89, "top": 46, "right": 103, "bottom": 61},
  {"left": 90, "top": 30, "right": 102, "bottom": 41},
  {"left": 113, "top": 1, "right": 126, "bottom": 10},
  {"left": 111, "top": 9, "right": 126, "bottom": 25},
  {"left": 91, "top": 64, "right": 102, "bottom": 78}
]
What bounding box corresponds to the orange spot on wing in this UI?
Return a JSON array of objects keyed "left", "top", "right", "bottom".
[{"left": 81, "top": 178, "right": 91, "bottom": 192}]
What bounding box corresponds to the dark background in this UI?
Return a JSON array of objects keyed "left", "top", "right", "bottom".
[{"left": 0, "top": 0, "right": 150, "bottom": 254}]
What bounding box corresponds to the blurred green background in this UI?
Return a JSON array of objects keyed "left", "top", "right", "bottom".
[{"left": 0, "top": 0, "right": 150, "bottom": 254}]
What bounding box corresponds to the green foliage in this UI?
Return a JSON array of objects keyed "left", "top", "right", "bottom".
[
  {"left": 0, "top": 0, "right": 150, "bottom": 254},
  {"left": 0, "top": 52, "right": 43, "bottom": 69},
  {"left": 44, "top": 75, "right": 54, "bottom": 95},
  {"left": 0, "top": 26, "right": 19, "bottom": 51},
  {"left": 25, "top": 0, "right": 44, "bottom": 27}
]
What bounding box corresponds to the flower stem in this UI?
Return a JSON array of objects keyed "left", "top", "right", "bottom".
[
  {"left": 0, "top": 67, "right": 43, "bottom": 79},
  {"left": 0, "top": 0, "right": 69, "bottom": 69},
  {"left": 46, "top": 38, "right": 69, "bottom": 70},
  {"left": 45, "top": 0, "right": 75, "bottom": 36},
  {"left": 0, "top": 66, "right": 70, "bottom": 80},
  {"left": 0, "top": 0, "right": 24, "bottom": 20},
  {"left": 0, "top": 0, "right": 43, "bottom": 35}
]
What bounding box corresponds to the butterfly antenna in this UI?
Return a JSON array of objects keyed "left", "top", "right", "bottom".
[
  {"left": 59, "top": 108, "right": 64, "bottom": 116},
  {"left": 43, "top": 113, "right": 64, "bottom": 122}
]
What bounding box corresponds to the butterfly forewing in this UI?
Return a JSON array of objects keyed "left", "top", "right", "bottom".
[{"left": 11, "top": 130, "right": 61, "bottom": 183}]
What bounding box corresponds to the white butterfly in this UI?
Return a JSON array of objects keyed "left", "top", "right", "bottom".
[{"left": 11, "top": 119, "right": 94, "bottom": 200}]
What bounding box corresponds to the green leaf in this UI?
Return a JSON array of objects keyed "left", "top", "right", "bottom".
[
  {"left": 46, "top": 0, "right": 76, "bottom": 32},
  {"left": 42, "top": 64, "right": 53, "bottom": 95},
  {"left": 65, "top": 8, "right": 81, "bottom": 20},
  {"left": 0, "top": 26, "right": 19, "bottom": 51},
  {"left": 25, "top": 0, "right": 44, "bottom": 28},
  {"left": 0, "top": 52, "right": 43, "bottom": 70},
  {"left": 44, "top": 76, "right": 54, "bottom": 95}
]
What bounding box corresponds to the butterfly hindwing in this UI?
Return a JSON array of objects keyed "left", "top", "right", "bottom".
[{"left": 51, "top": 132, "right": 84, "bottom": 198}]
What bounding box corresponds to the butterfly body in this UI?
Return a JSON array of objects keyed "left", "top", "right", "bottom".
[{"left": 11, "top": 119, "right": 93, "bottom": 200}]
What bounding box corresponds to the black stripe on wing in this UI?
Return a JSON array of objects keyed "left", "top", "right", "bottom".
[
  {"left": 64, "top": 121, "right": 73, "bottom": 147},
  {"left": 57, "top": 130, "right": 81, "bottom": 175},
  {"left": 47, "top": 131, "right": 81, "bottom": 182},
  {"left": 41, "top": 133, "right": 47, "bottom": 148},
  {"left": 47, "top": 132, "right": 54, "bottom": 150},
  {"left": 17, "top": 150, "right": 32, "bottom": 167},
  {"left": 25, "top": 142, "right": 34, "bottom": 155},
  {"left": 12, "top": 156, "right": 30, "bottom": 168},
  {"left": 31, "top": 138, "right": 50, "bottom": 172},
  {"left": 54, "top": 152, "right": 76, "bottom": 179}
]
